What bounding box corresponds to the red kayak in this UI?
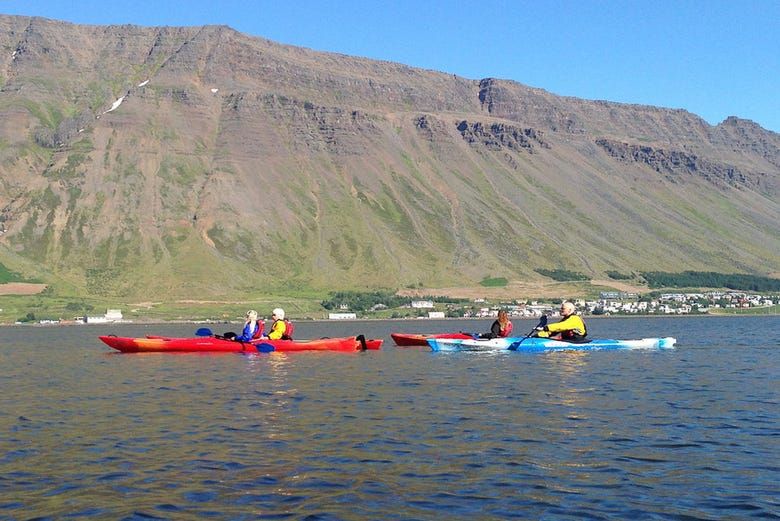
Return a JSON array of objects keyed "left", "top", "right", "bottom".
[
  {"left": 99, "top": 335, "right": 382, "bottom": 353},
  {"left": 390, "top": 332, "right": 474, "bottom": 347}
]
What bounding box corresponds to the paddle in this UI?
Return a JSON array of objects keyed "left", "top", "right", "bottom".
[
  {"left": 195, "top": 327, "right": 231, "bottom": 340},
  {"left": 507, "top": 315, "right": 548, "bottom": 351},
  {"left": 254, "top": 342, "right": 276, "bottom": 353}
]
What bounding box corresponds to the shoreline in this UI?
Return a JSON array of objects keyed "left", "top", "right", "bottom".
[{"left": 2, "top": 311, "right": 777, "bottom": 327}]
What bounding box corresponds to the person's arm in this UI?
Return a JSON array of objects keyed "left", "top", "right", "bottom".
[
  {"left": 235, "top": 321, "right": 253, "bottom": 342},
  {"left": 490, "top": 320, "right": 502, "bottom": 338},
  {"left": 479, "top": 320, "right": 500, "bottom": 338}
]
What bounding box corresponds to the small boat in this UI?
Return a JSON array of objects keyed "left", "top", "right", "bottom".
[
  {"left": 390, "top": 332, "right": 474, "bottom": 346},
  {"left": 99, "top": 334, "right": 382, "bottom": 353},
  {"left": 426, "top": 336, "right": 676, "bottom": 352}
]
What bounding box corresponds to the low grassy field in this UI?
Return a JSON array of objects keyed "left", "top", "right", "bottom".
[{"left": 0, "top": 293, "right": 328, "bottom": 324}]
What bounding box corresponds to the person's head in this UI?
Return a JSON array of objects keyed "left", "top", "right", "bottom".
[
  {"left": 246, "top": 310, "right": 258, "bottom": 321},
  {"left": 560, "top": 301, "right": 575, "bottom": 316},
  {"left": 272, "top": 308, "right": 285, "bottom": 320},
  {"left": 498, "top": 309, "right": 508, "bottom": 323}
]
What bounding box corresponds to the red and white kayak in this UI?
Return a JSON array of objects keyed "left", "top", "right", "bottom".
[
  {"left": 390, "top": 332, "right": 474, "bottom": 346},
  {"left": 99, "top": 335, "right": 382, "bottom": 353}
]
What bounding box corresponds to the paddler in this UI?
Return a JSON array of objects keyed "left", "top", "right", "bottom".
[
  {"left": 265, "top": 308, "right": 294, "bottom": 340},
  {"left": 535, "top": 301, "right": 587, "bottom": 341},
  {"left": 479, "top": 309, "right": 514, "bottom": 338},
  {"left": 230, "top": 310, "right": 263, "bottom": 342}
]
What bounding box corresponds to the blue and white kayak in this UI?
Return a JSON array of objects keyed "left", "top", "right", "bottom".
[{"left": 426, "top": 336, "right": 676, "bottom": 352}]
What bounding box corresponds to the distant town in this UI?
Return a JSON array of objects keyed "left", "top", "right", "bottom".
[
  {"left": 329, "top": 290, "right": 777, "bottom": 319},
  {"left": 466, "top": 291, "right": 777, "bottom": 319}
]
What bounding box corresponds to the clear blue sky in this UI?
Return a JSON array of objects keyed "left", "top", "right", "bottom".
[{"left": 4, "top": 0, "right": 779, "bottom": 132}]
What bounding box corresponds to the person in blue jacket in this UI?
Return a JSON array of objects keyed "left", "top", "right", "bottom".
[{"left": 231, "top": 310, "right": 263, "bottom": 342}]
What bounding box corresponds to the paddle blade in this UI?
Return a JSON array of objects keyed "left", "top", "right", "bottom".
[
  {"left": 508, "top": 315, "right": 548, "bottom": 351},
  {"left": 195, "top": 327, "right": 213, "bottom": 337},
  {"left": 255, "top": 343, "right": 275, "bottom": 353}
]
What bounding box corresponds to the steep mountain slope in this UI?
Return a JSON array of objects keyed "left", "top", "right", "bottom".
[{"left": 0, "top": 15, "right": 777, "bottom": 298}]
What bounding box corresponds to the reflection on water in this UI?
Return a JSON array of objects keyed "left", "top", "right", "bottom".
[{"left": 0, "top": 316, "right": 778, "bottom": 519}]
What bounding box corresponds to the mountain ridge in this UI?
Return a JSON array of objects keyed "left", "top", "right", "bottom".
[{"left": 0, "top": 14, "right": 777, "bottom": 299}]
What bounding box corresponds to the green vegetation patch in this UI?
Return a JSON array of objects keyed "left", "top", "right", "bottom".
[
  {"left": 47, "top": 152, "right": 88, "bottom": 180},
  {"left": 327, "top": 236, "right": 356, "bottom": 271},
  {"left": 0, "top": 262, "right": 27, "bottom": 283},
  {"left": 206, "top": 225, "right": 259, "bottom": 262},
  {"left": 535, "top": 268, "right": 589, "bottom": 282},
  {"left": 480, "top": 276, "right": 508, "bottom": 287},
  {"left": 641, "top": 271, "right": 780, "bottom": 291},
  {"left": 85, "top": 267, "right": 123, "bottom": 296},
  {"left": 321, "top": 290, "right": 467, "bottom": 312},
  {"left": 606, "top": 270, "right": 634, "bottom": 280},
  {"left": 158, "top": 157, "right": 202, "bottom": 186}
]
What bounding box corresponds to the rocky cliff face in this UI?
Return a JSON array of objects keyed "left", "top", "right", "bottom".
[
  {"left": 0, "top": 15, "right": 777, "bottom": 298},
  {"left": 594, "top": 139, "right": 776, "bottom": 194}
]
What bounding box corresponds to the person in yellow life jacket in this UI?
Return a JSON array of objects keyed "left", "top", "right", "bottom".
[
  {"left": 535, "top": 301, "right": 587, "bottom": 341},
  {"left": 266, "top": 308, "right": 294, "bottom": 340}
]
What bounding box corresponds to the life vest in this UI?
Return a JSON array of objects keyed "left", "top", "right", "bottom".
[
  {"left": 499, "top": 321, "right": 513, "bottom": 337},
  {"left": 251, "top": 321, "right": 264, "bottom": 340},
  {"left": 283, "top": 320, "right": 294, "bottom": 340},
  {"left": 560, "top": 329, "right": 586, "bottom": 341}
]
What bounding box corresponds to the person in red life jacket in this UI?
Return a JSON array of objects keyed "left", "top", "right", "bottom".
[
  {"left": 480, "top": 309, "right": 513, "bottom": 339},
  {"left": 265, "top": 308, "right": 294, "bottom": 340},
  {"left": 535, "top": 301, "right": 587, "bottom": 341},
  {"left": 234, "top": 309, "right": 265, "bottom": 342},
  {"left": 229, "top": 310, "right": 263, "bottom": 342}
]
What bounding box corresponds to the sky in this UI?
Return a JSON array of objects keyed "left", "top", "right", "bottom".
[{"left": 3, "top": 0, "right": 779, "bottom": 133}]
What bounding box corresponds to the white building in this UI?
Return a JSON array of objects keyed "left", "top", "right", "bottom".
[
  {"left": 328, "top": 312, "right": 356, "bottom": 320},
  {"left": 106, "top": 309, "right": 123, "bottom": 321},
  {"left": 85, "top": 309, "right": 124, "bottom": 323},
  {"left": 411, "top": 300, "right": 434, "bottom": 309}
]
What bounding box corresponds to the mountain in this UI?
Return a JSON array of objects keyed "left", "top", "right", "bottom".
[{"left": 0, "top": 15, "right": 778, "bottom": 299}]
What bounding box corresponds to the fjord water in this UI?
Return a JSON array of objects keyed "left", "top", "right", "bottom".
[{"left": 1, "top": 316, "right": 778, "bottom": 520}]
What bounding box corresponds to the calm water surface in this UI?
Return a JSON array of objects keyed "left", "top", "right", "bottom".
[{"left": 1, "top": 316, "right": 778, "bottom": 520}]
